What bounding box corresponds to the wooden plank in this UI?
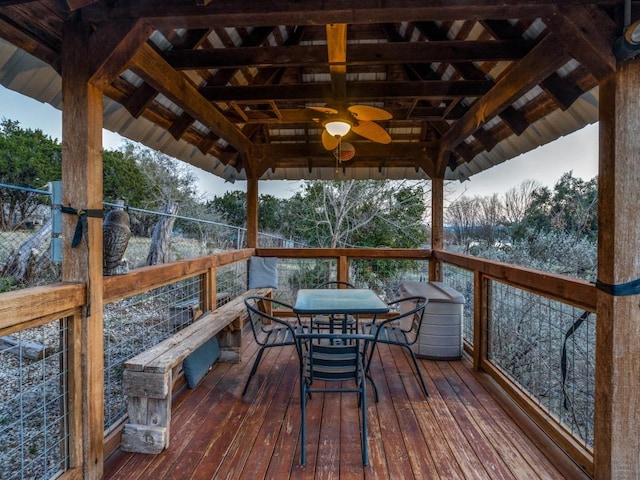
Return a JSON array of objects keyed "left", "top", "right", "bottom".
[
  {"left": 120, "top": 424, "right": 166, "bottom": 455},
  {"left": 367, "top": 344, "right": 415, "bottom": 479},
  {"left": 129, "top": 43, "right": 253, "bottom": 153},
  {"left": 326, "top": 23, "right": 347, "bottom": 101},
  {"left": 61, "top": 15, "right": 106, "bottom": 480},
  {"left": 434, "top": 250, "right": 596, "bottom": 311},
  {"left": 593, "top": 59, "right": 640, "bottom": 479},
  {"left": 102, "top": 249, "right": 254, "bottom": 302},
  {"left": 84, "top": 2, "right": 572, "bottom": 29},
  {"left": 439, "top": 361, "right": 563, "bottom": 480},
  {"left": 122, "top": 370, "right": 169, "bottom": 398},
  {"left": 211, "top": 346, "right": 298, "bottom": 479},
  {"left": 165, "top": 40, "right": 531, "bottom": 70},
  {"left": 0, "top": 283, "right": 85, "bottom": 330},
  {"left": 429, "top": 361, "right": 516, "bottom": 480},
  {"left": 255, "top": 247, "right": 431, "bottom": 260},
  {"left": 437, "top": 33, "right": 570, "bottom": 175},
  {"left": 377, "top": 342, "right": 440, "bottom": 479},
  {"left": 103, "top": 326, "right": 588, "bottom": 480},
  {"left": 88, "top": 19, "right": 154, "bottom": 89},
  {"left": 123, "top": 288, "right": 270, "bottom": 372}
]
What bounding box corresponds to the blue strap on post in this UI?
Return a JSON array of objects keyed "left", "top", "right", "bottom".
[{"left": 595, "top": 278, "right": 640, "bottom": 296}]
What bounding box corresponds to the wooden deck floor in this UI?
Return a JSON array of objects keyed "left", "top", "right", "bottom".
[{"left": 104, "top": 330, "right": 590, "bottom": 480}]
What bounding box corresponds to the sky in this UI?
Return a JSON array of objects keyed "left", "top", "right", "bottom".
[{"left": 0, "top": 85, "right": 599, "bottom": 201}]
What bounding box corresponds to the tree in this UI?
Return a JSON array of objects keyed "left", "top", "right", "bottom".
[
  {"left": 209, "top": 191, "right": 247, "bottom": 227},
  {"left": 102, "top": 148, "right": 152, "bottom": 206},
  {"left": 445, "top": 196, "right": 480, "bottom": 248},
  {"left": 518, "top": 172, "right": 598, "bottom": 241},
  {"left": 503, "top": 179, "right": 541, "bottom": 225},
  {"left": 284, "top": 180, "right": 429, "bottom": 248},
  {"left": 0, "top": 119, "right": 61, "bottom": 229}
]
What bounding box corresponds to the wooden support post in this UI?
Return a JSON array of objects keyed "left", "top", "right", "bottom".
[
  {"left": 595, "top": 59, "right": 640, "bottom": 479},
  {"left": 337, "top": 255, "right": 349, "bottom": 284},
  {"left": 246, "top": 174, "right": 258, "bottom": 248},
  {"left": 472, "top": 271, "right": 485, "bottom": 371},
  {"left": 430, "top": 176, "right": 444, "bottom": 282},
  {"left": 61, "top": 16, "right": 105, "bottom": 480}
]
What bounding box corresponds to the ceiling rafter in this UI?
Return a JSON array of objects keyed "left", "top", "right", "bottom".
[
  {"left": 83, "top": 1, "right": 618, "bottom": 29},
  {"left": 200, "top": 80, "right": 493, "bottom": 102},
  {"left": 88, "top": 19, "right": 154, "bottom": 89},
  {"left": 128, "top": 42, "right": 253, "bottom": 153},
  {"left": 164, "top": 39, "right": 533, "bottom": 70},
  {"left": 437, "top": 33, "right": 572, "bottom": 176}
]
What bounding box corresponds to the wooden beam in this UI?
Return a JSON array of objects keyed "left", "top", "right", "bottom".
[
  {"left": 88, "top": 19, "right": 154, "bottom": 88},
  {"left": 128, "top": 43, "right": 253, "bottom": 153},
  {"left": 61, "top": 15, "right": 105, "bottom": 480},
  {"left": 84, "top": 1, "right": 617, "bottom": 29},
  {"left": 429, "top": 176, "right": 444, "bottom": 281},
  {"left": 254, "top": 141, "right": 437, "bottom": 159},
  {"left": 246, "top": 175, "right": 258, "bottom": 249},
  {"left": 66, "top": 0, "right": 101, "bottom": 10},
  {"left": 164, "top": 39, "right": 532, "bottom": 70},
  {"left": 0, "top": 16, "right": 58, "bottom": 67},
  {"left": 594, "top": 59, "right": 640, "bottom": 479},
  {"left": 436, "top": 33, "right": 569, "bottom": 175},
  {"left": 326, "top": 23, "right": 347, "bottom": 101},
  {"left": 540, "top": 72, "right": 584, "bottom": 110},
  {"left": 122, "top": 82, "right": 158, "bottom": 118},
  {"left": 544, "top": 4, "right": 616, "bottom": 81},
  {"left": 200, "top": 80, "right": 492, "bottom": 102}
]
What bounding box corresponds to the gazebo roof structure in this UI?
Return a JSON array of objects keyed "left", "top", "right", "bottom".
[{"left": 0, "top": 1, "right": 628, "bottom": 185}]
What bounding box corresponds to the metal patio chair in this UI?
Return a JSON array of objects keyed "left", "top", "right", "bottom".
[
  {"left": 243, "top": 295, "right": 306, "bottom": 396},
  {"left": 296, "top": 332, "right": 372, "bottom": 466},
  {"left": 364, "top": 295, "right": 429, "bottom": 398}
]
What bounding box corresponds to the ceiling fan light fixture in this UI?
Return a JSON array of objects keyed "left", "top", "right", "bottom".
[
  {"left": 325, "top": 120, "right": 351, "bottom": 137},
  {"left": 625, "top": 19, "right": 640, "bottom": 44}
]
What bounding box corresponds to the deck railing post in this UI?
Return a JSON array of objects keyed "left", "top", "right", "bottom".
[
  {"left": 338, "top": 255, "right": 349, "bottom": 283},
  {"left": 473, "top": 271, "right": 485, "bottom": 370}
]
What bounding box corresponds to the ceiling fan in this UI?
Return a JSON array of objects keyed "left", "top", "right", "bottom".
[{"left": 308, "top": 104, "right": 393, "bottom": 151}]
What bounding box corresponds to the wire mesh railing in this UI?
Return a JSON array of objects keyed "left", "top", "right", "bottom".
[
  {"left": 0, "top": 182, "right": 305, "bottom": 293},
  {"left": 103, "top": 275, "right": 206, "bottom": 432},
  {"left": 486, "top": 279, "right": 595, "bottom": 450},
  {"left": 0, "top": 317, "right": 71, "bottom": 480},
  {"left": 442, "top": 263, "right": 475, "bottom": 346}
]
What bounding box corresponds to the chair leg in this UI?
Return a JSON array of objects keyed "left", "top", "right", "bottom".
[
  {"left": 242, "top": 347, "right": 265, "bottom": 396},
  {"left": 300, "top": 381, "right": 307, "bottom": 466},
  {"left": 404, "top": 345, "right": 429, "bottom": 398},
  {"left": 360, "top": 379, "right": 368, "bottom": 466}
]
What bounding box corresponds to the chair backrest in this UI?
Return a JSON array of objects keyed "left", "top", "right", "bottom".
[
  {"left": 244, "top": 296, "right": 299, "bottom": 346},
  {"left": 314, "top": 280, "right": 356, "bottom": 289},
  {"left": 384, "top": 296, "right": 428, "bottom": 344},
  {"left": 296, "top": 333, "right": 371, "bottom": 383}
]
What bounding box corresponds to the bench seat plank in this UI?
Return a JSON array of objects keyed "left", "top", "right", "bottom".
[
  {"left": 121, "top": 287, "right": 272, "bottom": 454},
  {"left": 124, "top": 287, "right": 271, "bottom": 372}
]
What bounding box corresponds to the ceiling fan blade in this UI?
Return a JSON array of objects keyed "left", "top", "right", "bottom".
[
  {"left": 352, "top": 120, "right": 391, "bottom": 144},
  {"left": 322, "top": 130, "right": 341, "bottom": 150},
  {"left": 348, "top": 104, "right": 392, "bottom": 121},
  {"left": 308, "top": 106, "right": 338, "bottom": 115}
]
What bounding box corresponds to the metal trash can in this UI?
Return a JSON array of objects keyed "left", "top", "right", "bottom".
[{"left": 399, "top": 281, "right": 465, "bottom": 360}]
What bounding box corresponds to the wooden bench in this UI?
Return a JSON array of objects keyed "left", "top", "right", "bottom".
[{"left": 120, "top": 287, "right": 272, "bottom": 454}]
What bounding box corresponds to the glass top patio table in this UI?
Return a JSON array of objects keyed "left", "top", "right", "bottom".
[{"left": 293, "top": 288, "right": 389, "bottom": 316}]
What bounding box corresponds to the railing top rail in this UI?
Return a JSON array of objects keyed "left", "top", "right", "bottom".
[
  {"left": 255, "top": 247, "right": 432, "bottom": 259},
  {"left": 434, "top": 250, "right": 596, "bottom": 311},
  {"left": 103, "top": 248, "right": 254, "bottom": 303},
  {"left": 0, "top": 282, "right": 85, "bottom": 333}
]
